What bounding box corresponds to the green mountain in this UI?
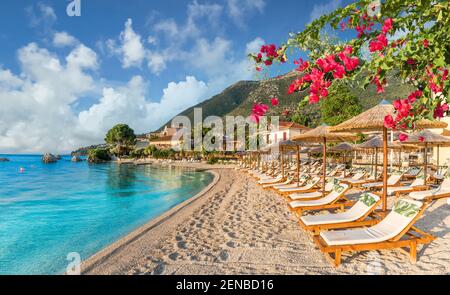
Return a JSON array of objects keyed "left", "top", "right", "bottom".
[{"left": 156, "top": 70, "right": 414, "bottom": 131}]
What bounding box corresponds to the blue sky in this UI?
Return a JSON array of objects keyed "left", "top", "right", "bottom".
[{"left": 0, "top": 0, "right": 353, "bottom": 153}]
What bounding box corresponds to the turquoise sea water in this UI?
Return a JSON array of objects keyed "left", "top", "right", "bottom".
[{"left": 0, "top": 155, "right": 213, "bottom": 274}]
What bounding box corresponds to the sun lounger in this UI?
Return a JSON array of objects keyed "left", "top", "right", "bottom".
[
  {"left": 409, "top": 179, "right": 450, "bottom": 201},
  {"left": 432, "top": 167, "right": 448, "bottom": 181},
  {"left": 361, "top": 173, "right": 404, "bottom": 190},
  {"left": 258, "top": 175, "right": 283, "bottom": 185},
  {"left": 278, "top": 177, "right": 320, "bottom": 195},
  {"left": 288, "top": 179, "right": 338, "bottom": 200},
  {"left": 262, "top": 176, "right": 293, "bottom": 189},
  {"left": 403, "top": 167, "right": 422, "bottom": 179},
  {"left": 288, "top": 183, "right": 351, "bottom": 215},
  {"left": 272, "top": 175, "right": 309, "bottom": 190},
  {"left": 313, "top": 198, "right": 435, "bottom": 266},
  {"left": 299, "top": 193, "right": 382, "bottom": 234},
  {"left": 339, "top": 172, "right": 366, "bottom": 183},
  {"left": 387, "top": 177, "right": 428, "bottom": 196}
]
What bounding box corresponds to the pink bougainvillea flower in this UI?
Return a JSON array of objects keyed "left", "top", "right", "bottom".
[
  {"left": 419, "top": 136, "right": 425, "bottom": 142},
  {"left": 271, "top": 97, "right": 279, "bottom": 106},
  {"left": 309, "top": 93, "right": 320, "bottom": 104},
  {"left": 252, "top": 103, "right": 269, "bottom": 116},
  {"left": 399, "top": 133, "right": 409, "bottom": 142},
  {"left": 406, "top": 58, "right": 415, "bottom": 65},
  {"left": 282, "top": 109, "right": 290, "bottom": 116},
  {"left": 434, "top": 103, "right": 448, "bottom": 119},
  {"left": 264, "top": 60, "right": 273, "bottom": 66},
  {"left": 369, "top": 33, "right": 388, "bottom": 52},
  {"left": 384, "top": 115, "right": 396, "bottom": 129},
  {"left": 256, "top": 66, "right": 262, "bottom": 72},
  {"left": 423, "top": 39, "right": 429, "bottom": 48},
  {"left": 382, "top": 18, "right": 393, "bottom": 34}
]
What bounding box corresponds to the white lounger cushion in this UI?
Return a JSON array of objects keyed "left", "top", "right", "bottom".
[
  {"left": 290, "top": 191, "right": 323, "bottom": 200},
  {"left": 301, "top": 193, "right": 380, "bottom": 226},
  {"left": 409, "top": 179, "right": 450, "bottom": 200},
  {"left": 320, "top": 199, "right": 423, "bottom": 246},
  {"left": 274, "top": 182, "right": 305, "bottom": 190},
  {"left": 362, "top": 174, "right": 402, "bottom": 189},
  {"left": 263, "top": 177, "right": 292, "bottom": 188},
  {"left": 387, "top": 178, "right": 424, "bottom": 196},
  {"left": 258, "top": 175, "right": 282, "bottom": 184},
  {"left": 278, "top": 177, "right": 320, "bottom": 193},
  {"left": 290, "top": 184, "right": 348, "bottom": 208}
]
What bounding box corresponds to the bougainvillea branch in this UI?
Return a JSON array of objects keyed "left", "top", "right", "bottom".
[{"left": 248, "top": 0, "right": 450, "bottom": 131}]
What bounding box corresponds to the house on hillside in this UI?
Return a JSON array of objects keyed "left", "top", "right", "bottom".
[{"left": 263, "top": 121, "right": 310, "bottom": 144}]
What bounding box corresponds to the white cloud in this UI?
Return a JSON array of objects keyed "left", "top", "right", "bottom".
[
  {"left": 147, "top": 52, "right": 166, "bottom": 75},
  {"left": 26, "top": 2, "right": 57, "bottom": 28},
  {"left": 246, "top": 37, "right": 265, "bottom": 54},
  {"left": 53, "top": 31, "right": 78, "bottom": 47},
  {"left": 108, "top": 18, "right": 146, "bottom": 68},
  {"left": 310, "top": 0, "right": 342, "bottom": 22},
  {"left": 77, "top": 75, "right": 209, "bottom": 139},
  {"left": 0, "top": 42, "right": 215, "bottom": 154},
  {"left": 226, "top": 0, "right": 266, "bottom": 27},
  {"left": 0, "top": 43, "right": 98, "bottom": 153}
]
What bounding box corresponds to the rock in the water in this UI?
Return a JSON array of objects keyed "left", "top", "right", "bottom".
[
  {"left": 71, "top": 156, "right": 82, "bottom": 162},
  {"left": 42, "top": 153, "right": 58, "bottom": 163},
  {"left": 0, "top": 157, "right": 9, "bottom": 162},
  {"left": 56, "top": 155, "right": 62, "bottom": 160}
]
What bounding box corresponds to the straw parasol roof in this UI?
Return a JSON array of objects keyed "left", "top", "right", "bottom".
[
  {"left": 330, "top": 100, "right": 447, "bottom": 133},
  {"left": 293, "top": 124, "right": 358, "bottom": 142},
  {"left": 329, "top": 99, "right": 447, "bottom": 212},
  {"left": 403, "top": 130, "right": 450, "bottom": 146},
  {"left": 329, "top": 142, "right": 354, "bottom": 152},
  {"left": 400, "top": 130, "right": 450, "bottom": 183},
  {"left": 293, "top": 124, "right": 357, "bottom": 195},
  {"left": 355, "top": 136, "right": 402, "bottom": 149}
]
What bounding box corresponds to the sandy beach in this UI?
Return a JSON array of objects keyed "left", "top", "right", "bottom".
[{"left": 82, "top": 164, "right": 450, "bottom": 275}]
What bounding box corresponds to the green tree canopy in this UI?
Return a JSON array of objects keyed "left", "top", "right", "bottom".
[
  {"left": 320, "top": 82, "right": 362, "bottom": 126},
  {"left": 105, "top": 124, "right": 137, "bottom": 156}
]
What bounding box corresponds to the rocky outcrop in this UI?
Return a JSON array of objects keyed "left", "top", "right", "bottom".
[
  {"left": 71, "top": 156, "right": 83, "bottom": 162},
  {"left": 0, "top": 157, "right": 9, "bottom": 162},
  {"left": 42, "top": 153, "right": 58, "bottom": 163}
]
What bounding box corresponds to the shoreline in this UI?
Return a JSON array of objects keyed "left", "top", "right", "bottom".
[
  {"left": 81, "top": 164, "right": 221, "bottom": 274},
  {"left": 82, "top": 163, "right": 450, "bottom": 275}
]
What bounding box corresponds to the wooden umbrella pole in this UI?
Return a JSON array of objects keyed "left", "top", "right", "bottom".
[
  {"left": 322, "top": 138, "right": 327, "bottom": 196},
  {"left": 375, "top": 147, "right": 378, "bottom": 179},
  {"left": 437, "top": 145, "right": 440, "bottom": 169},
  {"left": 424, "top": 142, "right": 428, "bottom": 185},
  {"left": 343, "top": 153, "right": 346, "bottom": 177},
  {"left": 296, "top": 146, "right": 300, "bottom": 186},
  {"left": 382, "top": 127, "right": 388, "bottom": 212}
]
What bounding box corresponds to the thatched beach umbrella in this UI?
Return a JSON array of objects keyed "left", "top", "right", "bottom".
[
  {"left": 330, "top": 100, "right": 447, "bottom": 211},
  {"left": 329, "top": 142, "right": 354, "bottom": 177},
  {"left": 293, "top": 124, "right": 358, "bottom": 195},
  {"left": 277, "top": 140, "right": 305, "bottom": 185},
  {"left": 401, "top": 130, "right": 450, "bottom": 183},
  {"left": 355, "top": 136, "right": 403, "bottom": 179}
]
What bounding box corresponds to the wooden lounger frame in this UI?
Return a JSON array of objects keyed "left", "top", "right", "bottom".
[
  {"left": 288, "top": 188, "right": 353, "bottom": 215},
  {"left": 298, "top": 199, "right": 383, "bottom": 235},
  {"left": 312, "top": 201, "right": 436, "bottom": 267}
]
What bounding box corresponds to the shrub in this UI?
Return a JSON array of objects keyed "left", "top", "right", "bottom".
[
  {"left": 207, "top": 157, "right": 219, "bottom": 165},
  {"left": 88, "top": 148, "right": 111, "bottom": 163}
]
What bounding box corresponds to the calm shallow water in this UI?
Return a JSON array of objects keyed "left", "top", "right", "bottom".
[{"left": 0, "top": 155, "right": 213, "bottom": 274}]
